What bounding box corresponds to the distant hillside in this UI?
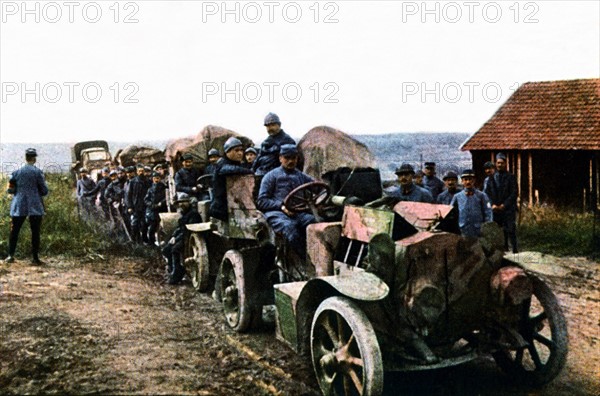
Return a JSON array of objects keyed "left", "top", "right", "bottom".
[{"left": 1, "top": 133, "right": 472, "bottom": 180}]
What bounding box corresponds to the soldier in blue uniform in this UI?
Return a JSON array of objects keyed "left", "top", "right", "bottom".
[
  {"left": 175, "top": 153, "right": 203, "bottom": 199},
  {"left": 209, "top": 138, "right": 253, "bottom": 221},
  {"left": 482, "top": 161, "right": 495, "bottom": 192},
  {"left": 422, "top": 162, "right": 445, "bottom": 200},
  {"left": 257, "top": 144, "right": 315, "bottom": 257},
  {"left": 381, "top": 164, "right": 433, "bottom": 203},
  {"left": 252, "top": 112, "right": 296, "bottom": 176},
  {"left": 4, "top": 148, "right": 49, "bottom": 265},
  {"left": 85, "top": 167, "right": 112, "bottom": 220},
  {"left": 162, "top": 194, "right": 202, "bottom": 284},
  {"left": 244, "top": 147, "right": 257, "bottom": 169},
  {"left": 484, "top": 153, "right": 518, "bottom": 253},
  {"left": 205, "top": 148, "right": 221, "bottom": 176},
  {"left": 450, "top": 169, "right": 493, "bottom": 238},
  {"left": 126, "top": 165, "right": 150, "bottom": 244},
  {"left": 437, "top": 171, "right": 462, "bottom": 205},
  {"left": 414, "top": 170, "right": 425, "bottom": 188},
  {"left": 144, "top": 172, "right": 167, "bottom": 245},
  {"left": 76, "top": 167, "right": 96, "bottom": 218}
]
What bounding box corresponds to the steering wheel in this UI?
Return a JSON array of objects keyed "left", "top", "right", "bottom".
[
  {"left": 196, "top": 174, "right": 213, "bottom": 190},
  {"left": 283, "top": 182, "right": 331, "bottom": 215}
]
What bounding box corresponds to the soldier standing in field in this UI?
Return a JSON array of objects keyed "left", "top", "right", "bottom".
[
  {"left": 422, "top": 162, "right": 445, "bottom": 200},
  {"left": 450, "top": 169, "right": 493, "bottom": 238},
  {"left": 144, "top": 172, "right": 167, "bottom": 246},
  {"left": 252, "top": 112, "right": 296, "bottom": 176},
  {"left": 76, "top": 167, "right": 96, "bottom": 219},
  {"left": 4, "top": 148, "right": 49, "bottom": 265},
  {"left": 85, "top": 167, "right": 112, "bottom": 220},
  {"left": 126, "top": 165, "right": 150, "bottom": 244},
  {"left": 484, "top": 153, "right": 519, "bottom": 253}
]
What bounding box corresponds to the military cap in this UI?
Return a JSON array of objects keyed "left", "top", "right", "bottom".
[
  {"left": 102, "top": 167, "right": 110, "bottom": 173},
  {"left": 116, "top": 166, "right": 125, "bottom": 172},
  {"left": 415, "top": 170, "right": 424, "bottom": 177},
  {"left": 496, "top": 152, "right": 507, "bottom": 160},
  {"left": 25, "top": 148, "right": 38, "bottom": 156},
  {"left": 424, "top": 162, "right": 436, "bottom": 168},
  {"left": 125, "top": 166, "right": 136, "bottom": 173},
  {"left": 144, "top": 166, "right": 152, "bottom": 172},
  {"left": 244, "top": 147, "right": 257, "bottom": 155},
  {"left": 264, "top": 112, "right": 281, "bottom": 126},
  {"left": 182, "top": 153, "right": 194, "bottom": 161},
  {"left": 280, "top": 144, "right": 298, "bottom": 157},
  {"left": 79, "top": 167, "right": 89, "bottom": 173},
  {"left": 443, "top": 171, "right": 458, "bottom": 180},
  {"left": 483, "top": 161, "right": 495, "bottom": 169},
  {"left": 136, "top": 163, "right": 144, "bottom": 169},
  {"left": 175, "top": 192, "right": 190, "bottom": 203},
  {"left": 151, "top": 171, "right": 161, "bottom": 178},
  {"left": 109, "top": 170, "right": 118, "bottom": 176},
  {"left": 461, "top": 169, "right": 476, "bottom": 178},
  {"left": 224, "top": 137, "right": 243, "bottom": 153},
  {"left": 208, "top": 148, "right": 220, "bottom": 157},
  {"left": 395, "top": 163, "right": 415, "bottom": 175},
  {"left": 153, "top": 163, "right": 164, "bottom": 170}
]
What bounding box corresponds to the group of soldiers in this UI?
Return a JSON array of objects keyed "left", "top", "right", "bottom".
[
  {"left": 385, "top": 154, "right": 518, "bottom": 253},
  {"left": 76, "top": 111, "right": 519, "bottom": 285}
]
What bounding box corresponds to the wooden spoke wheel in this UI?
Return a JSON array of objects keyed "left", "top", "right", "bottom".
[
  {"left": 283, "top": 182, "right": 330, "bottom": 214},
  {"left": 493, "top": 275, "right": 568, "bottom": 386},
  {"left": 219, "top": 250, "right": 253, "bottom": 332},
  {"left": 311, "top": 297, "right": 384, "bottom": 396},
  {"left": 186, "top": 233, "right": 210, "bottom": 292}
]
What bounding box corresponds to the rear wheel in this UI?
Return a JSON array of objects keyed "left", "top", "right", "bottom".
[
  {"left": 493, "top": 275, "right": 568, "bottom": 386},
  {"left": 187, "top": 233, "right": 210, "bottom": 292},
  {"left": 311, "top": 297, "right": 384, "bottom": 396},
  {"left": 220, "top": 250, "right": 253, "bottom": 332}
]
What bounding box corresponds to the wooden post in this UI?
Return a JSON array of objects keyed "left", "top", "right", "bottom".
[
  {"left": 528, "top": 152, "right": 533, "bottom": 207},
  {"left": 590, "top": 158, "right": 594, "bottom": 212},
  {"left": 517, "top": 152, "right": 522, "bottom": 206}
]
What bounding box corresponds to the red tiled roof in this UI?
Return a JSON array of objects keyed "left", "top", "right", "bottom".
[{"left": 461, "top": 78, "right": 600, "bottom": 151}]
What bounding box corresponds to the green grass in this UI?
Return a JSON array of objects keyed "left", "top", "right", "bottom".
[
  {"left": 0, "top": 173, "right": 146, "bottom": 259},
  {"left": 518, "top": 205, "right": 599, "bottom": 257}
]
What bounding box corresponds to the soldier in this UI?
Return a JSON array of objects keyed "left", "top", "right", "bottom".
[
  {"left": 122, "top": 166, "right": 136, "bottom": 232},
  {"left": 483, "top": 161, "right": 495, "bottom": 192},
  {"left": 162, "top": 194, "right": 202, "bottom": 285},
  {"left": 252, "top": 112, "right": 296, "bottom": 176},
  {"left": 437, "top": 171, "right": 461, "bottom": 205},
  {"left": 105, "top": 167, "right": 128, "bottom": 237},
  {"left": 484, "top": 153, "right": 518, "bottom": 253},
  {"left": 205, "top": 149, "right": 221, "bottom": 176},
  {"left": 76, "top": 167, "right": 96, "bottom": 218},
  {"left": 144, "top": 172, "right": 167, "bottom": 245},
  {"left": 126, "top": 165, "right": 150, "bottom": 244},
  {"left": 175, "top": 153, "right": 203, "bottom": 199},
  {"left": 4, "top": 148, "right": 49, "bottom": 265},
  {"left": 383, "top": 164, "right": 433, "bottom": 203},
  {"left": 209, "top": 137, "right": 253, "bottom": 221},
  {"left": 244, "top": 147, "right": 257, "bottom": 169},
  {"left": 422, "top": 162, "right": 445, "bottom": 200},
  {"left": 85, "top": 167, "right": 112, "bottom": 220},
  {"left": 257, "top": 144, "right": 315, "bottom": 258},
  {"left": 450, "top": 169, "right": 493, "bottom": 238},
  {"left": 414, "top": 170, "right": 425, "bottom": 187}
]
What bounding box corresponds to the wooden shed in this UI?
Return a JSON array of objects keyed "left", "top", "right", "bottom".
[{"left": 461, "top": 78, "right": 600, "bottom": 210}]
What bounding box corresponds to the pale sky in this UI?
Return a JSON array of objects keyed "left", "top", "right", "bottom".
[{"left": 0, "top": 0, "right": 598, "bottom": 144}]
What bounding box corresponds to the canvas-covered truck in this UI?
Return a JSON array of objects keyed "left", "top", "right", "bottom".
[{"left": 70, "top": 140, "right": 112, "bottom": 182}]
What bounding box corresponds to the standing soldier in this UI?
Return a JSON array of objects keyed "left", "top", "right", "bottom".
[
  {"left": 252, "top": 112, "right": 296, "bottom": 176},
  {"left": 175, "top": 153, "right": 203, "bottom": 199},
  {"left": 382, "top": 163, "right": 433, "bottom": 203},
  {"left": 422, "top": 162, "right": 445, "bottom": 200},
  {"left": 451, "top": 169, "right": 493, "bottom": 238},
  {"left": 437, "top": 171, "right": 461, "bottom": 205},
  {"left": 484, "top": 153, "right": 518, "bottom": 253},
  {"left": 414, "top": 170, "right": 425, "bottom": 188},
  {"left": 105, "top": 167, "right": 128, "bottom": 238},
  {"left": 76, "top": 167, "right": 96, "bottom": 219},
  {"left": 205, "top": 149, "right": 221, "bottom": 176},
  {"left": 483, "top": 161, "right": 496, "bottom": 192},
  {"left": 144, "top": 172, "right": 167, "bottom": 246},
  {"left": 4, "top": 148, "right": 49, "bottom": 265},
  {"left": 122, "top": 166, "right": 136, "bottom": 233},
  {"left": 127, "top": 165, "right": 150, "bottom": 244},
  {"left": 85, "top": 167, "right": 112, "bottom": 220}
]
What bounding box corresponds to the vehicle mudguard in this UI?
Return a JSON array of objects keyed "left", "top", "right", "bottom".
[{"left": 309, "top": 272, "right": 389, "bottom": 301}]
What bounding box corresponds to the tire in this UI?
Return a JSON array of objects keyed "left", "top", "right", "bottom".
[
  {"left": 493, "top": 275, "right": 568, "bottom": 386},
  {"left": 311, "top": 297, "right": 384, "bottom": 396},
  {"left": 187, "top": 233, "right": 210, "bottom": 292},
  {"left": 220, "top": 250, "right": 253, "bottom": 332}
]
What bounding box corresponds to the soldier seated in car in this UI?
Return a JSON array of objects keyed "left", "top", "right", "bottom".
[{"left": 175, "top": 153, "right": 203, "bottom": 199}]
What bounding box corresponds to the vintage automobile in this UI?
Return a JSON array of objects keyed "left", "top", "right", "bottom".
[
  {"left": 176, "top": 168, "right": 568, "bottom": 396},
  {"left": 70, "top": 140, "right": 112, "bottom": 183}
]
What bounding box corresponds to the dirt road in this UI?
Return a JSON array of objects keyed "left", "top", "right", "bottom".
[{"left": 1, "top": 252, "right": 598, "bottom": 395}]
